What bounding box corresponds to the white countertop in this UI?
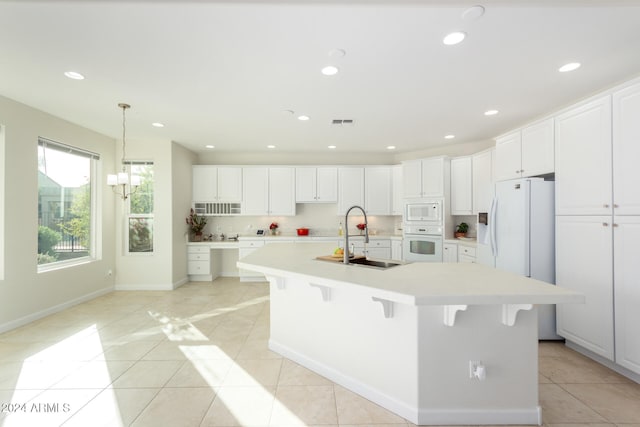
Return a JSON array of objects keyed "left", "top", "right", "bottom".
[
  {"left": 237, "top": 242, "right": 584, "bottom": 307},
  {"left": 443, "top": 237, "right": 477, "bottom": 247},
  {"left": 187, "top": 233, "right": 402, "bottom": 245}
]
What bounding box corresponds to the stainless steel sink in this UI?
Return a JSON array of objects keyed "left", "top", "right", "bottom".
[{"left": 347, "top": 258, "right": 403, "bottom": 269}]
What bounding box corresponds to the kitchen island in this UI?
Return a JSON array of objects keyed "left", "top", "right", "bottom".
[{"left": 237, "top": 242, "right": 584, "bottom": 425}]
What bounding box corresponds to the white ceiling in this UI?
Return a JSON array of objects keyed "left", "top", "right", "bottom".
[{"left": 1, "top": 0, "right": 640, "bottom": 155}]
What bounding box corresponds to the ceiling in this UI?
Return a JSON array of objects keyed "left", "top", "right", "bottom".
[{"left": 1, "top": 0, "right": 640, "bottom": 155}]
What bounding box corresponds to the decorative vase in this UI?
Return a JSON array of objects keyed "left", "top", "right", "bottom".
[
  {"left": 270, "top": 229, "right": 277, "bottom": 235},
  {"left": 194, "top": 232, "right": 203, "bottom": 242},
  {"left": 454, "top": 232, "right": 466, "bottom": 238}
]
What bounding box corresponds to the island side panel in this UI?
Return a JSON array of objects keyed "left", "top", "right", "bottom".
[
  {"left": 268, "top": 275, "right": 421, "bottom": 421},
  {"left": 417, "top": 305, "right": 541, "bottom": 425}
]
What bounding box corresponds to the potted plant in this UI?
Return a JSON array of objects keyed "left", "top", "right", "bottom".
[
  {"left": 269, "top": 222, "right": 278, "bottom": 235},
  {"left": 455, "top": 222, "right": 469, "bottom": 238},
  {"left": 186, "top": 208, "right": 207, "bottom": 241}
]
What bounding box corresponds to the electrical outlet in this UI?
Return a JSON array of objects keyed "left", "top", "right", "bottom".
[{"left": 469, "top": 360, "right": 480, "bottom": 379}]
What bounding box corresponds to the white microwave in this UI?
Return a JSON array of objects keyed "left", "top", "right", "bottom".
[{"left": 405, "top": 200, "right": 443, "bottom": 224}]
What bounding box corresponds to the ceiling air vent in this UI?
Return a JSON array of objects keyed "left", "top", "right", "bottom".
[{"left": 332, "top": 119, "right": 355, "bottom": 126}]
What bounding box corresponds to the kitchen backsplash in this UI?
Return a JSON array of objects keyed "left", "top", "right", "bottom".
[{"left": 201, "top": 203, "right": 402, "bottom": 238}]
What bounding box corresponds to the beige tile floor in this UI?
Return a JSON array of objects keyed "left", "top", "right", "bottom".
[{"left": 0, "top": 277, "right": 639, "bottom": 427}]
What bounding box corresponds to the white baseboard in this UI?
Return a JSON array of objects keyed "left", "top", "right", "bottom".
[
  {"left": 566, "top": 340, "right": 640, "bottom": 384},
  {"left": 114, "top": 282, "right": 175, "bottom": 291},
  {"left": 173, "top": 277, "right": 188, "bottom": 289},
  {"left": 270, "top": 338, "right": 543, "bottom": 426},
  {"left": 0, "top": 285, "right": 113, "bottom": 334}
]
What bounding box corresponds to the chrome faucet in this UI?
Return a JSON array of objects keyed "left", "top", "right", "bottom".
[{"left": 344, "top": 205, "right": 369, "bottom": 264}]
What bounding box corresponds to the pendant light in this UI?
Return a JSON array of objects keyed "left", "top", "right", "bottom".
[{"left": 107, "top": 103, "right": 140, "bottom": 199}]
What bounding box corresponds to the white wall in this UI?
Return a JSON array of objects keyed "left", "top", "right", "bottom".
[
  {"left": 113, "top": 138, "right": 181, "bottom": 290},
  {"left": 172, "top": 142, "right": 197, "bottom": 285},
  {"left": 0, "top": 95, "right": 116, "bottom": 332}
]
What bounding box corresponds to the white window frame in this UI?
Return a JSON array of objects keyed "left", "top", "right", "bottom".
[{"left": 37, "top": 137, "right": 99, "bottom": 272}]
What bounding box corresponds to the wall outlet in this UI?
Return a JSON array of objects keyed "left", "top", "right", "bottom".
[{"left": 469, "top": 360, "right": 486, "bottom": 380}]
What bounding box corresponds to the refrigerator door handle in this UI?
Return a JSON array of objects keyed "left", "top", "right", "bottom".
[{"left": 489, "top": 197, "right": 497, "bottom": 257}]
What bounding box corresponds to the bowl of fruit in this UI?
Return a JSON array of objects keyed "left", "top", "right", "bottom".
[{"left": 332, "top": 247, "right": 353, "bottom": 258}]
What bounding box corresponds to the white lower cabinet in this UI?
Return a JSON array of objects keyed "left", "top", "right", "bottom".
[
  {"left": 457, "top": 245, "right": 476, "bottom": 263},
  {"left": 555, "top": 215, "right": 615, "bottom": 361},
  {"left": 613, "top": 216, "right": 640, "bottom": 374},
  {"left": 391, "top": 238, "right": 403, "bottom": 261},
  {"left": 187, "top": 246, "right": 211, "bottom": 277},
  {"left": 365, "top": 239, "right": 391, "bottom": 259},
  {"left": 443, "top": 243, "right": 458, "bottom": 263}
]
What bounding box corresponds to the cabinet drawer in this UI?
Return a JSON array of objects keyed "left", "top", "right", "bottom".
[
  {"left": 188, "top": 246, "right": 210, "bottom": 254},
  {"left": 459, "top": 254, "right": 476, "bottom": 263},
  {"left": 239, "top": 240, "right": 266, "bottom": 249},
  {"left": 368, "top": 239, "right": 391, "bottom": 248},
  {"left": 458, "top": 245, "right": 476, "bottom": 257},
  {"left": 188, "top": 253, "right": 210, "bottom": 261},
  {"left": 188, "top": 261, "right": 210, "bottom": 274}
]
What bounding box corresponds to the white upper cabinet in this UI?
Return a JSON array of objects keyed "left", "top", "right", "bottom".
[
  {"left": 391, "top": 165, "right": 403, "bottom": 215},
  {"left": 521, "top": 118, "right": 555, "bottom": 177},
  {"left": 365, "top": 166, "right": 392, "bottom": 215},
  {"left": 472, "top": 148, "right": 494, "bottom": 214},
  {"left": 242, "top": 167, "right": 296, "bottom": 216},
  {"left": 192, "top": 166, "right": 242, "bottom": 202},
  {"left": 555, "top": 96, "right": 612, "bottom": 216},
  {"left": 402, "top": 156, "right": 448, "bottom": 199},
  {"left": 494, "top": 118, "right": 554, "bottom": 182},
  {"left": 338, "top": 167, "right": 365, "bottom": 214},
  {"left": 494, "top": 131, "right": 522, "bottom": 182},
  {"left": 295, "top": 167, "right": 338, "bottom": 203},
  {"left": 450, "top": 156, "right": 473, "bottom": 215},
  {"left": 613, "top": 82, "right": 640, "bottom": 216}
]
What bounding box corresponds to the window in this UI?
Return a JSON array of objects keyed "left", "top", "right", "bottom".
[
  {"left": 127, "top": 162, "right": 154, "bottom": 253},
  {"left": 37, "top": 138, "right": 98, "bottom": 268}
]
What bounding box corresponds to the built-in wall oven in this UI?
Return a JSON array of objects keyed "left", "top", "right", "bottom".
[{"left": 403, "top": 224, "right": 443, "bottom": 262}]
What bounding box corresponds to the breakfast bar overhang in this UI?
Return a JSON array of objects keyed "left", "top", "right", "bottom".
[{"left": 237, "top": 242, "right": 584, "bottom": 425}]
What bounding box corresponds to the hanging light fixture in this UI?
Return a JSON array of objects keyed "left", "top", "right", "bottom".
[{"left": 107, "top": 103, "right": 140, "bottom": 199}]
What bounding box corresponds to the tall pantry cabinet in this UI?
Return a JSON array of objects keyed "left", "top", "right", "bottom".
[{"left": 555, "top": 81, "right": 640, "bottom": 375}]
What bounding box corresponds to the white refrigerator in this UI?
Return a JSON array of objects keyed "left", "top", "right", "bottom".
[{"left": 477, "top": 178, "right": 560, "bottom": 339}]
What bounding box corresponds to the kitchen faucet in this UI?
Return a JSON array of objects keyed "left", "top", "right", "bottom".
[{"left": 344, "top": 205, "right": 369, "bottom": 264}]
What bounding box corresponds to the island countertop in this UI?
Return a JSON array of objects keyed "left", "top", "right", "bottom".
[{"left": 237, "top": 242, "right": 584, "bottom": 307}]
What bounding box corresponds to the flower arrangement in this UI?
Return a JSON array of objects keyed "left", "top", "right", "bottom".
[
  {"left": 356, "top": 223, "right": 367, "bottom": 231},
  {"left": 269, "top": 222, "right": 278, "bottom": 230},
  {"left": 186, "top": 208, "right": 207, "bottom": 234}
]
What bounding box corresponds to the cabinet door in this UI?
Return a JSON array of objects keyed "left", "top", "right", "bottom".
[
  {"left": 217, "top": 167, "right": 242, "bottom": 202},
  {"left": 192, "top": 166, "right": 218, "bottom": 201},
  {"left": 365, "top": 167, "right": 392, "bottom": 215},
  {"left": 268, "top": 167, "right": 296, "bottom": 216},
  {"left": 613, "top": 82, "right": 640, "bottom": 216},
  {"left": 450, "top": 156, "right": 473, "bottom": 215},
  {"left": 242, "top": 167, "right": 269, "bottom": 215},
  {"left": 472, "top": 149, "right": 494, "bottom": 214},
  {"left": 555, "top": 215, "right": 614, "bottom": 360},
  {"left": 494, "top": 131, "right": 522, "bottom": 182},
  {"left": 338, "top": 167, "right": 365, "bottom": 214},
  {"left": 521, "top": 118, "right": 554, "bottom": 177},
  {"left": 315, "top": 167, "right": 338, "bottom": 202},
  {"left": 391, "top": 165, "right": 403, "bottom": 215},
  {"left": 442, "top": 243, "right": 458, "bottom": 263},
  {"left": 555, "top": 96, "right": 612, "bottom": 215},
  {"left": 391, "top": 239, "right": 403, "bottom": 261},
  {"left": 402, "top": 160, "right": 423, "bottom": 199},
  {"left": 295, "top": 167, "right": 317, "bottom": 202},
  {"left": 421, "top": 157, "right": 445, "bottom": 197},
  {"left": 613, "top": 216, "right": 640, "bottom": 374}
]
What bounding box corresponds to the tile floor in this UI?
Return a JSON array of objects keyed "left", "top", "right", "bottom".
[{"left": 0, "top": 277, "right": 639, "bottom": 427}]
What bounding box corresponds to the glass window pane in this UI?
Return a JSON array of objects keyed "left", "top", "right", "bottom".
[
  {"left": 129, "top": 217, "right": 153, "bottom": 252},
  {"left": 38, "top": 142, "right": 93, "bottom": 265},
  {"left": 129, "top": 164, "right": 153, "bottom": 215}
]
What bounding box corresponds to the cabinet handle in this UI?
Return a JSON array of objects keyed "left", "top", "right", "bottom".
[
  {"left": 515, "top": 170, "right": 520, "bottom": 174},
  {"left": 602, "top": 222, "right": 609, "bottom": 227},
  {"left": 613, "top": 204, "right": 619, "bottom": 208},
  {"left": 613, "top": 223, "right": 619, "bottom": 227},
  {"left": 603, "top": 204, "right": 610, "bottom": 208}
]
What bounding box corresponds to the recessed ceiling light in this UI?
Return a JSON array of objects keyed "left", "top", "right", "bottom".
[
  {"left": 64, "top": 71, "right": 85, "bottom": 80},
  {"left": 152, "top": 122, "right": 164, "bottom": 128},
  {"left": 205, "top": 145, "right": 215, "bottom": 149},
  {"left": 484, "top": 109, "right": 499, "bottom": 116},
  {"left": 321, "top": 65, "right": 339, "bottom": 76},
  {"left": 328, "top": 145, "right": 337, "bottom": 149},
  {"left": 386, "top": 145, "right": 396, "bottom": 150},
  {"left": 445, "top": 134, "right": 455, "bottom": 140},
  {"left": 443, "top": 31, "right": 466, "bottom": 46},
  {"left": 267, "top": 145, "right": 276, "bottom": 149},
  {"left": 298, "top": 115, "right": 310, "bottom": 121},
  {"left": 462, "top": 5, "right": 485, "bottom": 21},
  {"left": 328, "top": 48, "right": 346, "bottom": 58},
  {"left": 559, "top": 62, "right": 581, "bottom": 73}
]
